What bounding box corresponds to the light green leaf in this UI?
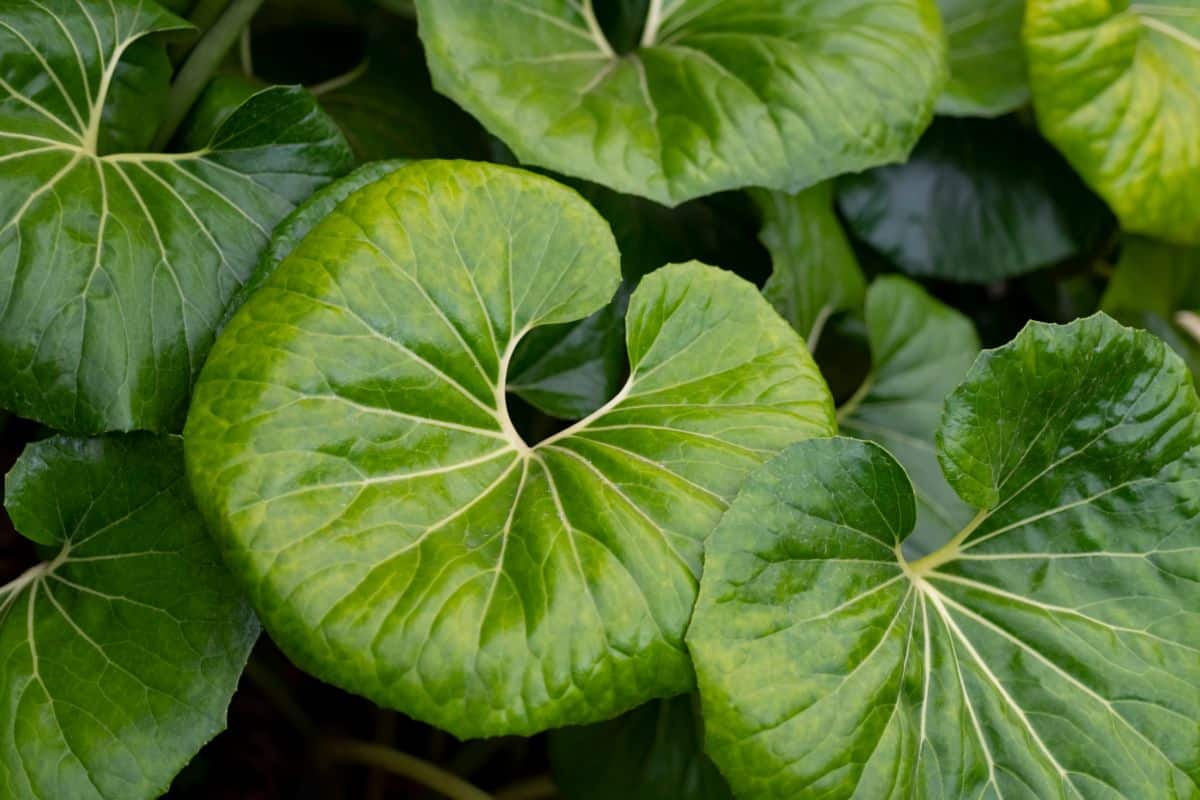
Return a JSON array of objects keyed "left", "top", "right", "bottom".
[
  {"left": 183, "top": 160, "right": 835, "bottom": 738},
  {"left": 550, "top": 694, "right": 733, "bottom": 800},
  {"left": 0, "top": 0, "right": 352, "bottom": 434},
  {"left": 753, "top": 183, "right": 865, "bottom": 348},
  {"left": 415, "top": 0, "right": 947, "bottom": 205},
  {"left": 838, "top": 276, "right": 979, "bottom": 557},
  {"left": 689, "top": 313, "right": 1200, "bottom": 798},
  {"left": 1025, "top": 0, "right": 1200, "bottom": 245},
  {"left": 838, "top": 116, "right": 1112, "bottom": 282},
  {"left": 937, "top": 0, "right": 1028, "bottom": 116},
  {"left": 1102, "top": 237, "right": 1200, "bottom": 376},
  {"left": 0, "top": 434, "right": 258, "bottom": 800}
]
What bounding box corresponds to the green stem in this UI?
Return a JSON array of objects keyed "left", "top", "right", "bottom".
[
  {"left": 169, "top": 0, "right": 233, "bottom": 63},
  {"left": 152, "top": 0, "right": 265, "bottom": 151},
  {"left": 323, "top": 738, "right": 493, "bottom": 800},
  {"left": 835, "top": 373, "right": 874, "bottom": 425}
]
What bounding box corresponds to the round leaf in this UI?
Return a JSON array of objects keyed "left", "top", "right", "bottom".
[
  {"left": 838, "top": 116, "right": 1112, "bottom": 282},
  {"left": 415, "top": 0, "right": 947, "bottom": 205},
  {"left": 1025, "top": 0, "right": 1200, "bottom": 244},
  {"left": 689, "top": 314, "right": 1200, "bottom": 798},
  {"left": 0, "top": 0, "right": 352, "bottom": 433},
  {"left": 0, "top": 434, "right": 258, "bottom": 800},
  {"left": 184, "top": 160, "right": 835, "bottom": 738}
]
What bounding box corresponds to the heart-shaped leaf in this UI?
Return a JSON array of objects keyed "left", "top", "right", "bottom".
[
  {"left": 937, "top": 0, "right": 1027, "bottom": 116},
  {"left": 753, "top": 183, "right": 865, "bottom": 348},
  {"left": 415, "top": 0, "right": 947, "bottom": 205},
  {"left": 838, "top": 117, "right": 1112, "bottom": 282},
  {"left": 184, "top": 160, "right": 835, "bottom": 738},
  {"left": 837, "top": 276, "right": 979, "bottom": 557},
  {"left": 1026, "top": 0, "right": 1200, "bottom": 244},
  {"left": 0, "top": 434, "right": 258, "bottom": 800},
  {"left": 0, "top": 0, "right": 352, "bottom": 434},
  {"left": 689, "top": 313, "right": 1200, "bottom": 798},
  {"left": 550, "top": 695, "right": 733, "bottom": 800}
]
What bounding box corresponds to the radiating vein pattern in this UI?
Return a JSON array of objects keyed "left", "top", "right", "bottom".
[
  {"left": 0, "top": 0, "right": 350, "bottom": 433},
  {"left": 0, "top": 435, "right": 257, "bottom": 800},
  {"left": 184, "top": 160, "right": 835, "bottom": 738},
  {"left": 416, "top": 0, "right": 946, "bottom": 204},
  {"left": 689, "top": 315, "right": 1200, "bottom": 799}
]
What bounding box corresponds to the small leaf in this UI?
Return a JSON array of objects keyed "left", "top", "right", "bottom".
[
  {"left": 550, "top": 695, "right": 733, "bottom": 800},
  {"left": 1026, "top": 0, "right": 1200, "bottom": 244},
  {"left": 689, "top": 313, "right": 1200, "bottom": 798},
  {"left": 752, "top": 183, "right": 865, "bottom": 348},
  {"left": 1102, "top": 237, "right": 1200, "bottom": 376},
  {"left": 0, "top": 0, "right": 353, "bottom": 434},
  {"left": 184, "top": 160, "right": 835, "bottom": 738},
  {"left": 838, "top": 116, "right": 1112, "bottom": 282},
  {"left": 415, "top": 0, "right": 947, "bottom": 205},
  {"left": 937, "top": 0, "right": 1028, "bottom": 116},
  {"left": 0, "top": 434, "right": 258, "bottom": 800},
  {"left": 838, "top": 276, "right": 979, "bottom": 556}
]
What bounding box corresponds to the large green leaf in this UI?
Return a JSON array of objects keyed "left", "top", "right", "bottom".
[
  {"left": 0, "top": 0, "right": 352, "bottom": 434},
  {"left": 1102, "top": 237, "right": 1200, "bottom": 376},
  {"left": 689, "top": 313, "right": 1200, "bottom": 798},
  {"left": 0, "top": 434, "right": 258, "bottom": 800},
  {"left": 183, "top": 160, "right": 835, "bottom": 738},
  {"left": 415, "top": 0, "right": 947, "bottom": 205},
  {"left": 937, "top": 0, "right": 1027, "bottom": 116},
  {"left": 1025, "top": 0, "right": 1200, "bottom": 245},
  {"left": 838, "top": 276, "right": 979, "bottom": 557},
  {"left": 838, "top": 116, "right": 1112, "bottom": 282},
  {"left": 550, "top": 695, "right": 733, "bottom": 800},
  {"left": 753, "top": 183, "right": 865, "bottom": 348}
]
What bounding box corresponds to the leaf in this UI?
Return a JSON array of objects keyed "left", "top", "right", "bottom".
[
  {"left": 1102, "top": 237, "right": 1200, "bottom": 376},
  {"left": 838, "top": 276, "right": 979, "bottom": 557},
  {"left": 752, "top": 183, "right": 866, "bottom": 347},
  {"left": 183, "top": 160, "right": 836, "bottom": 738},
  {"left": 549, "top": 695, "right": 733, "bottom": 800},
  {"left": 415, "top": 0, "right": 947, "bottom": 205},
  {"left": 838, "top": 116, "right": 1112, "bottom": 282},
  {"left": 509, "top": 185, "right": 768, "bottom": 419},
  {"left": 688, "top": 313, "right": 1200, "bottom": 798},
  {"left": 1025, "top": 0, "right": 1200, "bottom": 245},
  {"left": 0, "top": 434, "right": 258, "bottom": 800},
  {"left": 0, "top": 0, "right": 352, "bottom": 434},
  {"left": 937, "top": 0, "right": 1028, "bottom": 116}
]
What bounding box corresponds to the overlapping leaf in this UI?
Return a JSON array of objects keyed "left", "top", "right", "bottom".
[
  {"left": 0, "top": 434, "right": 258, "bottom": 800},
  {"left": 1026, "top": 0, "right": 1200, "bottom": 244},
  {"left": 838, "top": 117, "right": 1112, "bottom": 282},
  {"left": 184, "top": 160, "right": 835, "bottom": 738},
  {"left": 415, "top": 0, "right": 946, "bottom": 205},
  {"left": 937, "top": 0, "right": 1027, "bottom": 116},
  {"left": 0, "top": 0, "right": 352, "bottom": 433},
  {"left": 689, "top": 314, "right": 1200, "bottom": 798}
]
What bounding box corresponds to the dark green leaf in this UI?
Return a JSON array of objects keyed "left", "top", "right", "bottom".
[
  {"left": 838, "top": 117, "right": 1112, "bottom": 282},
  {"left": 690, "top": 314, "right": 1200, "bottom": 798},
  {"left": 0, "top": 434, "right": 258, "bottom": 800}
]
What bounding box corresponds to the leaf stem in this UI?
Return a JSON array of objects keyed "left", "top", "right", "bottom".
[
  {"left": 242, "top": 658, "right": 320, "bottom": 740},
  {"left": 834, "top": 374, "right": 874, "bottom": 425},
  {"left": 902, "top": 508, "right": 989, "bottom": 576},
  {"left": 323, "top": 738, "right": 493, "bottom": 800},
  {"left": 641, "top": 0, "right": 666, "bottom": 46},
  {"left": 170, "top": 0, "right": 233, "bottom": 63},
  {"left": 152, "top": 0, "right": 265, "bottom": 151}
]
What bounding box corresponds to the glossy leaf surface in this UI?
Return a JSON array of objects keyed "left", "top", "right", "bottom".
[
  {"left": 0, "top": 0, "right": 352, "bottom": 433},
  {"left": 690, "top": 314, "right": 1200, "bottom": 798},
  {"left": 1026, "top": 0, "right": 1200, "bottom": 244},
  {"left": 184, "top": 160, "right": 835, "bottom": 738},
  {"left": 416, "top": 0, "right": 947, "bottom": 205},
  {"left": 0, "top": 435, "right": 258, "bottom": 800},
  {"left": 838, "top": 117, "right": 1111, "bottom": 282}
]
